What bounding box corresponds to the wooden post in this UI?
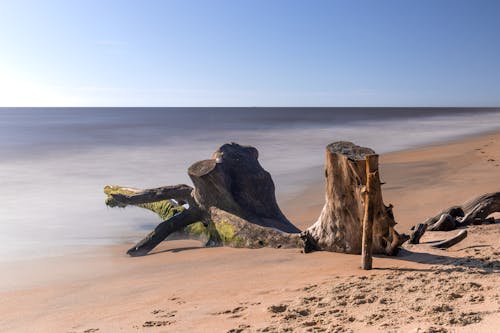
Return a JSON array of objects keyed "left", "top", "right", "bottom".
[{"left": 361, "top": 154, "right": 379, "bottom": 270}]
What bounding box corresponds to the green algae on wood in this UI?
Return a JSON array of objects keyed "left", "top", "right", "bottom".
[
  {"left": 103, "top": 143, "right": 305, "bottom": 257},
  {"left": 214, "top": 220, "right": 245, "bottom": 247}
]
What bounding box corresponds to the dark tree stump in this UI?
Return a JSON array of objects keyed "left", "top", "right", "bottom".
[{"left": 105, "top": 143, "right": 302, "bottom": 256}]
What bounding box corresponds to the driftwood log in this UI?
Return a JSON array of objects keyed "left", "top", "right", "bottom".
[
  {"left": 431, "top": 230, "right": 468, "bottom": 249},
  {"left": 405, "top": 192, "right": 500, "bottom": 247},
  {"left": 422, "top": 192, "right": 500, "bottom": 230},
  {"left": 106, "top": 143, "right": 303, "bottom": 256},
  {"left": 408, "top": 223, "right": 427, "bottom": 244},
  {"left": 302, "top": 142, "right": 407, "bottom": 256}
]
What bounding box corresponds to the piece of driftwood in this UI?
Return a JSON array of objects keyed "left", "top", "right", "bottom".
[
  {"left": 105, "top": 143, "right": 303, "bottom": 256},
  {"left": 408, "top": 223, "right": 427, "bottom": 244},
  {"left": 431, "top": 230, "right": 468, "bottom": 249},
  {"left": 423, "top": 192, "right": 500, "bottom": 230},
  {"left": 361, "top": 155, "right": 378, "bottom": 270},
  {"left": 427, "top": 214, "right": 456, "bottom": 231},
  {"left": 302, "top": 142, "right": 407, "bottom": 256},
  {"left": 403, "top": 193, "right": 499, "bottom": 248}
]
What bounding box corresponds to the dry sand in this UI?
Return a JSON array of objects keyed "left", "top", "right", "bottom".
[{"left": 1, "top": 132, "right": 499, "bottom": 333}]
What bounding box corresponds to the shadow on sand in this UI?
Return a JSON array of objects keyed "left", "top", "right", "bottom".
[{"left": 374, "top": 247, "right": 499, "bottom": 274}]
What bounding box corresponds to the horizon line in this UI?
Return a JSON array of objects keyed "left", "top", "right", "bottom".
[{"left": 1, "top": 106, "right": 499, "bottom": 109}]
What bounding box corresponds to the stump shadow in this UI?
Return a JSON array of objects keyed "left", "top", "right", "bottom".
[
  {"left": 146, "top": 246, "right": 206, "bottom": 255},
  {"left": 374, "top": 248, "right": 499, "bottom": 275}
]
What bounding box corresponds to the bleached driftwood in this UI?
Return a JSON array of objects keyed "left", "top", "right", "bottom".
[
  {"left": 423, "top": 192, "right": 500, "bottom": 230},
  {"left": 432, "top": 230, "right": 468, "bottom": 249},
  {"left": 405, "top": 192, "right": 499, "bottom": 248},
  {"left": 301, "top": 142, "right": 407, "bottom": 256}
]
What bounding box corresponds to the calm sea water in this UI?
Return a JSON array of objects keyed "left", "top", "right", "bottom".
[{"left": 1, "top": 107, "right": 499, "bottom": 261}]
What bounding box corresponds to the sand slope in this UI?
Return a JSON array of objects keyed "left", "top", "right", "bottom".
[{"left": 0, "top": 132, "right": 499, "bottom": 333}]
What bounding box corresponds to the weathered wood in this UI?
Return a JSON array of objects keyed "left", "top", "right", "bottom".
[
  {"left": 303, "top": 142, "right": 404, "bottom": 256},
  {"left": 459, "top": 192, "right": 500, "bottom": 225},
  {"left": 361, "top": 155, "right": 379, "bottom": 270},
  {"left": 431, "top": 230, "right": 468, "bottom": 249},
  {"left": 421, "top": 192, "right": 500, "bottom": 231},
  {"left": 127, "top": 209, "right": 203, "bottom": 256},
  {"left": 427, "top": 214, "right": 456, "bottom": 231},
  {"left": 188, "top": 144, "right": 300, "bottom": 233},
  {"left": 104, "top": 184, "right": 195, "bottom": 207},
  {"left": 483, "top": 217, "right": 496, "bottom": 224},
  {"left": 409, "top": 223, "right": 427, "bottom": 244},
  {"left": 423, "top": 206, "right": 464, "bottom": 227},
  {"left": 105, "top": 143, "right": 303, "bottom": 256}
]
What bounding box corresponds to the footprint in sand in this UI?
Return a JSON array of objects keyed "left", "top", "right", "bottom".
[
  {"left": 214, "top": 306, "right": 248, "bottom": 318},
  {"left": 142, "top": 320, "right": 174, "bottom": 327},
  {"left": 468, "top": 294, "right": 485, "bottom": 303},
  {"left": 227, "top": 324, "right": 251, "bottom": 333},
  {"left": 302, "top": 284, "right": 318, "bottom": 291},
  {"left": 168, "top": 296, "right": 186, "bottom": 305},
  {"left": 151, "top": 309, "right": 177, "bottom": 318},
  {"left": 267, "top": 304, "right": 288, "bottom": 314}
]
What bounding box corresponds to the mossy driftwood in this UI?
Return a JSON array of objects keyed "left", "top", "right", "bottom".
[
  {"left": 105, "top": 143, "right": 303, "bottom": 256},
  {"left": 105, "top": 142, "right": 411, "bottom": 257}
]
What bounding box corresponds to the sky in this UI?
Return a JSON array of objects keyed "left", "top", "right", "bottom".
[{"left": 0, "top": 0, "right": 499, "bottom": 107}]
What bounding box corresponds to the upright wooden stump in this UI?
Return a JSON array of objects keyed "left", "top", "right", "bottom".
[
  {"left": 303, "top": 142, "right": 405, "bottom": 256},
  {"left": 361, "top": 155, "right": 379, "bottom": 270}
]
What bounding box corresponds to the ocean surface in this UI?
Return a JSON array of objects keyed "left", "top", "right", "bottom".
[{"left": 1, "top": 107, "right": 499, "bottom": 261}]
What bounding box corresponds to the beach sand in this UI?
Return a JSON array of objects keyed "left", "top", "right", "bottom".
[{"left": 1, "top": 132, "right": 499, "bottom": 332}]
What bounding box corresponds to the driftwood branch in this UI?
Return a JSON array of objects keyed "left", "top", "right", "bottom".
[
  {"left": 104, "top": 184, "right": 196, "bottom": 208},
  {"left": 127, "top": 209, "right": 204, "bottom": 257},
  {"left": 408, "top": 223, "right": 427, "bottom": 244},
  {"left": 403, "top": 192, "right": 498, "bottom": 248},
  {"left": 423, "top": 192, "right": 500, "bottom": 231},
  {"left": 431, "top": 230, "right": 468, "bottom": 249},
  {"left": 459, "top": 192, "right": 500, "bottom": 225},
  {"left": 428, "top": 214, "right": 455, "bottom": 231}
]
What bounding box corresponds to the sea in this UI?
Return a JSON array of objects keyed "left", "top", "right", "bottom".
[{"left": 1, "top": 107, "right": 499, "bottom": 261}]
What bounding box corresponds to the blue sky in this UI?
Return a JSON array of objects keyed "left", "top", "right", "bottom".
[{"left": 0, "top": 0, "right": 499, "bottom": 106}]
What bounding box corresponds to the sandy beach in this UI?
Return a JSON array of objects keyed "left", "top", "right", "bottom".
[{"left": 1, "top": 132, "right": 499, "bottom": 333}]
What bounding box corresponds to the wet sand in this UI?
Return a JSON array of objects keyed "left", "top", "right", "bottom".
[{"left": 1, "top": 131, "right": 499, "bottom": 332}]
